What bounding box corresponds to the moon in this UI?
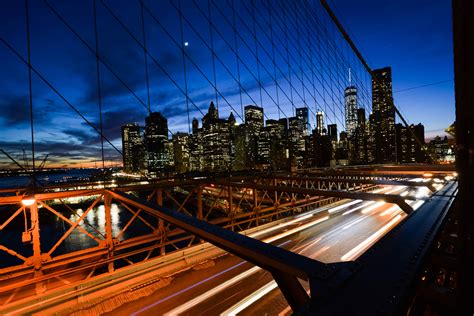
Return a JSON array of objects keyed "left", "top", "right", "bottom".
[{"left": 184, "top": 42, "right": 189, "bottom": 47}]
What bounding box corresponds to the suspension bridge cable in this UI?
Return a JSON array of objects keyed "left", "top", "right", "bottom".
[
  {"left": 41, "top": 0, "right": 180, "bottom": 142},
  {"left": 177, "top": 0, "right": 191, "bottom": 134},
  {"left": 231, "top": 0, "right": 244, "bottom": 120},
  {"left": 318, "top": 0, "right": 434, "bottom": 162},
  {"left": 25, "top": 0, "right": 37, "bottom": 186},
  {"left": 0, "top": 37, "right": 123, "bottom": 156},
  {"left": 140, "top": 1, "right": 151, "bottom": 113},
  {"left": 99, "top": 0, "right": 205, "bottom": 119},
  {"left": 264, "top": 0, "right": 350, "bottom": 126},
  {"left": 93, "top": 0, "right": 105, "bottom": 170},
  {"left": 393, "top": 79, "right": 454, "bottom": 93},
  {"left": 207, "top": 0, "right": 219, "bottom": 111},
  {"left": 144, "top": 0, "right": 246, "bottom": 122},
  {"left": 41, "top": 0, "right": 152, "bottom": 117}
]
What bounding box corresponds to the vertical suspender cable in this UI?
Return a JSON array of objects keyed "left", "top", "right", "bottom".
[
  {"left": 208, "top": 0, "right": 219, "bottom": 110},
  {"left": 282, "top": 1, "right": 295, "bottom": 114},
  {"left": 140, "top": 1, "right": 151, "bottom": 113},
  {"left": 250, "top": 0, "right": 263, "bottom": 108},
  {"left": 177, "top": 0, "right": 191, "bottom": 134},
  {"left": 25, "top": 0, "right": 36, "bottom": 185},
  {"left": 266, "top": 0, "right": 280, "bottom": 119},
  {"left": 231, "top": 0, "right": 243, "bottom": 120},
  {"left": 303, "top": 0, "right": 319, "bottom": 129},
  {"left": 292, "top": 0, "right": 307, "bottom": 108},
  {"left": 93, "top": 0, "right": 105, "bottom": 170}
]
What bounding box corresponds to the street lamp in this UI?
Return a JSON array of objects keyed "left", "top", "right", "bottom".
[{"left": 21, "top": 195, "right": 36, "bottom": 206}]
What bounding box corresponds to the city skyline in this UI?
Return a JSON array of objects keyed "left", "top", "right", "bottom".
[
  {"left": 121, "top": 67, "right": 430, "bottom": 176},
  {"left": 0, "top": 0, "right": 453, "bottom": 169}
]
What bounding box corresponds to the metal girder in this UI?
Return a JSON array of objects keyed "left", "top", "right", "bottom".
[
  {"left": 261, "top": 175, "right": 437, "bottom": 192},
  {"left": 107, "top": 190, "right": 322, "bottom": 278},
  {"left": 299, "top": 167, "right": 454, "bottom": 179},
  {"left": 215, "top": 181, "right": 415, "bottom": 214},
  {"left": 106, "top": 189, "right": 355, "bottom": 312}
]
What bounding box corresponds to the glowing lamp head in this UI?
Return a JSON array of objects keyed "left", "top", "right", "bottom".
[{"left": 21, "top": 197, "right": 36, "bottom": 206}]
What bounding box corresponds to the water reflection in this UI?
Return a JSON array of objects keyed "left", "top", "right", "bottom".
[
  {"left": 0, "top": 200, "right": 152, "bottom": 268},
  {"left": 65, "top": 202, "right": 127, "bottom": 251}
]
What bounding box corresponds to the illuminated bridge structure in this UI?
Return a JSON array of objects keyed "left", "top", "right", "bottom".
[
  {"left": 0, "top": 165, "right": 460, "bottom": 314},
  {"left": 0, "top": 0, "right": 473, "bottom": 314}
]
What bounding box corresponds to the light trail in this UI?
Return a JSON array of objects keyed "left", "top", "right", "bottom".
[
  {"left": 384, "top": 186, "right": 407, "bottom": 194},
  {"left": 248, "top": 197, "right": 352, "bottom": 240},
  {"left": 162, "top": 215, "right": 329, "bottom": 315},
  {"left": 260, "top": 216, "right": 329, "bottom": 244},
  {"left": 135, "top": 185, "right": 422, "bottom": 315},
  {"left": 221, "top": 281, "right": 279, "bottom": 316},
  {"left": 130, "top": 260, "right": 247, "bottom": 316},
  {"left": 328, "top": 199, "right": 362, "bottom": 213},
  {"left": 415, "top": 187, "right": 430, "bottom": 198},
  {"left": 222, "top": 242, "right": 330, "bottom": 315},
  {"left": 361, "top": 201, "right": 386, "bottom": 214},
  {"left": 411, "top": 200, "right": 425, "bottom": 210},
  {"left": 133, "top": 240, "right": 292, "bottom": 316},
  {"left": 342, "top": 201, "right": 372, "bottom": 215},
  {"left": 141, "top": 215, "right": 330, "bottom": 315},
  {"left": 292, "top": 237, "right": 321, "bottom": 253},
  {"left": 342, "top": 215, "right": 369, "bottom": 230},
  {"left": 309, "top": 245, "right": 331, "bottom": 259},
  {"left": 219, "top": 185, "right": 428, "bottom": 315},
  {"left": 165, "top": 265, "right": 264, "bottom": 315},
  {"left": 379, "top": 205, "right": 400, "bottom": 216},
  {"left": 340, "top": 214, "right": 403, "bottom": 261}
]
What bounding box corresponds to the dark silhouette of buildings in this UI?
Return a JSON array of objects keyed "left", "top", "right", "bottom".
[
  {"left": 395, "top": 123, "right": 426, "bottom": 163},
  {"left": 145, "top": 112, "right": 169, "bottom": 175},
  {"left": 370, "top": 67, "right": 396, "bottom": 163},
  {"left": 296, "top": 107, "right": 310, "bottom": 136},
  {"left": 121, "top": 123, "right": 145, "bottom": 173},
  {"left": 244, "top": 105, "right": 264, "bottom": 169},
  {"left": 120, "top": 67, "right": 428, "bottom": 175}
]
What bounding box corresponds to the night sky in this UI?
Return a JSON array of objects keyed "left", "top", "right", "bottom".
[{"left": 0, "top": 0, "right": 454, "bottom": 168}]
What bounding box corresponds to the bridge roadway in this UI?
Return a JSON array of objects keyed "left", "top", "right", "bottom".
[{"left": 106, "top": 185, "right": 431, "bottom": 315}]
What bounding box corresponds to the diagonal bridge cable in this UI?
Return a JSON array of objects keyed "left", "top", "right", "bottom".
[{"left": 318, "top": 0, "right": 435, "bottom": 163}]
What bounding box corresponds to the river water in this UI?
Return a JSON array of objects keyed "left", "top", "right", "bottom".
[{"left": 0, "top": 169, "right": 156, "bottom": 268}]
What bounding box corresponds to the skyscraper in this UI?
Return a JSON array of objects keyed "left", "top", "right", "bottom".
[
  {"left": 258, "top": 119, "right": 287, "bottom": 170},
  {"left": 288, "top": 116, "right": 305, "bottom": 168},
  {"left": 351, "top": 108, "right": 367, "bottom": 164},
  {"left": 121, "top": 123, "right": 145, "bottom": 173},
  {"left": 316, "top": 111, "right": 325, "bottom": 135},
  {"left": 395, "top": 123, "right": 426, "bottom": 163},
  {"left": 296, "top": 107, "right": 310, "bottom": 136},
  {"left": 244, "top": 105, "right": 264, "bottom": 168},
  {"left": 172, "top": 132, "right": 190, "bottom": 173},
  {"left": 145, "top": 112, "right": 169, "bottom": 174},
  {"left": 327, "top": 124, "right": 338, "bottom": 142},
  {"left": 244, "top": 105, "right": 264, "bottom": 131},
  {"left": 371, "top": 67, "right": 396, "bottom": 163},
  {"left": 201, "top": 102, "right": 232, "bottom": 171},
  {"left": 344, "top": 86, "right": 358, "bottom": 137},
  {"left": 192, "top": 117, "right": 199, "bottom": 134}
]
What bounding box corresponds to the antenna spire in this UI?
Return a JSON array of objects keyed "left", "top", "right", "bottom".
[{"left": 348, "top": 67, "right": 352, "bottom": 85}]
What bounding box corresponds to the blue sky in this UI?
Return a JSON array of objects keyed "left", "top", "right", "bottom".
[{"left": 0, "top": 0, "right": 454, "bottom": 167}]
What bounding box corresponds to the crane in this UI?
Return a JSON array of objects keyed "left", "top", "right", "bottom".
[{"left": 38, "top": 154, "right": 49, "bottom": 170}]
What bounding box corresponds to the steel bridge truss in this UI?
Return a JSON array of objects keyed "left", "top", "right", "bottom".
[{"left": 0, "top": 168, "right": 454, "bottom": 312}]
